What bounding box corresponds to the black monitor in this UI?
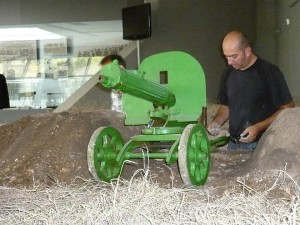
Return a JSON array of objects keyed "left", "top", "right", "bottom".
[{"left": 122, "top": 3, "right": 151, "bottom": 40}]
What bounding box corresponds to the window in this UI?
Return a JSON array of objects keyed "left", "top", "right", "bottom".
[{"left": 0, "top": 21, "right": 129, "bottom": 108}]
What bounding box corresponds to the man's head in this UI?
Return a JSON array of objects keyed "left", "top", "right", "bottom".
[
  {"left": 100, "top": 54, "right": 126, "bottom": 68},
  {"left": 222, "top": 31, "right": 254, "bottom": 70}
]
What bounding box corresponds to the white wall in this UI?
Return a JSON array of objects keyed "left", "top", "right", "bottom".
[{"left": 0, "top": 0, "right": 126, "bottom": 25}]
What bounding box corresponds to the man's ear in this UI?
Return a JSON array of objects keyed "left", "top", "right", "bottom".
[{"left": 245, "top": 46, "right": 252, "bottom": 57}]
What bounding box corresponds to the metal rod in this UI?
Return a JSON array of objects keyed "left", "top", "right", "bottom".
[
  {"left": 137, "top": 40, "right": 140, "bottom": 66},
  {"left": 209, "top": 136, "right": 230, "bottom": 152},
  {"left": 126, "top": 152, "right": 170, "bottom": 159}
]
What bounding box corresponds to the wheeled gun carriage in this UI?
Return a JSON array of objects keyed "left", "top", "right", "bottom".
[{"left": 87, "top": 51, "right": 229, "bottom": 186}]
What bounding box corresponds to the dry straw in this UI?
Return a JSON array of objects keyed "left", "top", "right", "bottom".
[{"left": 0, "top": 166, "right": 299, "bottom": 225}]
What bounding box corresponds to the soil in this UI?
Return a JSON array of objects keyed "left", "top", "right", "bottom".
[
  {"left": 0, "top": 106, "right": 299, "bottom": 196},
  {"left": 0, "top": 110, "right": 141, "bottom": 187}
]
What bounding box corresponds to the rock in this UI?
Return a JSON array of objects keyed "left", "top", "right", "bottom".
[{"left": 243, "top": 107, "right": 300, "bottom": 179}]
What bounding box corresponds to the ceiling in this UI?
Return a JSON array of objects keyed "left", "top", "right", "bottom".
[
  {"left": 39, "top": 20, "right": 128, "bottom": 47},
  {"left": 0, "top": 20, "right": 129, "bottom": 52}
]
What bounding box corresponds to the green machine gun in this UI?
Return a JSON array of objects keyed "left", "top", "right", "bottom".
[{"left": 87, "top": 51, "right": 229, "bottom": 186}]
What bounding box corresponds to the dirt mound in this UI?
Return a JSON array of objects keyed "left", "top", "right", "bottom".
[
  {"left": 0, "top": 110, "right": 142, "bottom": 187},
  {"left": 0, "top": 108, "right": 251, "bottom": 189}
]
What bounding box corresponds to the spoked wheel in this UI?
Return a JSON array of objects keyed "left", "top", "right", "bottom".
[
  {"left": 178, "top": 124, "right": 210, "bottom": 186},
  {"left": 87, "top": 127, "right": 124, "bottom": 182}
]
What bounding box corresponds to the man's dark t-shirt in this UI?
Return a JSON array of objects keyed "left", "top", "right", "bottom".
[{"left": 218, "top": 58, "right": 292, "bottom": 139}]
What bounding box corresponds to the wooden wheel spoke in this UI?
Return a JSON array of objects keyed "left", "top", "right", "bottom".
[{"left": 87, "top": 127, "right": 124, "bottom": 182}]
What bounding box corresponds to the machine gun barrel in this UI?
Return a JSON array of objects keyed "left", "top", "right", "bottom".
[{"left": 99, "top": 60, "right": 176, "bottom": 107}]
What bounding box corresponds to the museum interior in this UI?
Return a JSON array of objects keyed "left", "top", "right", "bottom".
[{"left": 0, "top": 1, "right": 299, "bottom": 123}]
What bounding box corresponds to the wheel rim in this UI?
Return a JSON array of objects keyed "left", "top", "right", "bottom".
[
  {"left": 87, "top": 127, "right": 124, "bottom": 182},
  {"left": 178, "top": 124, "right": 210, "bottom": 186}
]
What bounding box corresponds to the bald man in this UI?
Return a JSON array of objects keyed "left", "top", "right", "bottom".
[{"left": 207, "top": 31, "right": 294, "bottom": 150}]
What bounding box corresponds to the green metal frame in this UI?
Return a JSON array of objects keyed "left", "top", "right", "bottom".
[{"left": 88, "top": 124, "right": 229, "bottom": 184}]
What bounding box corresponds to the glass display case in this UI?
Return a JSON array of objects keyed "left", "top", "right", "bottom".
[{"left": 5, "top": 56, "right": 101, "bottom": 109}]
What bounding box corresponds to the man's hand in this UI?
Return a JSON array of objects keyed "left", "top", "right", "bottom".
[
  {"left": 239, "top": 124, "right": 260, "bottom": 143},
  {"left": 207, "top": 121, "right": 221, "bottom": 136}
]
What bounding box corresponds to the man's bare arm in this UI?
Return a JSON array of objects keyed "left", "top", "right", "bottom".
[
  {"left": 206, "top": 104, "right": 229, "bottom": 135},
  {"left": 240, "top": 101, "right": 295, "bottom": 142},
  {"left": 211, "top": 104, "right": 229, "bottom": 126}
]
